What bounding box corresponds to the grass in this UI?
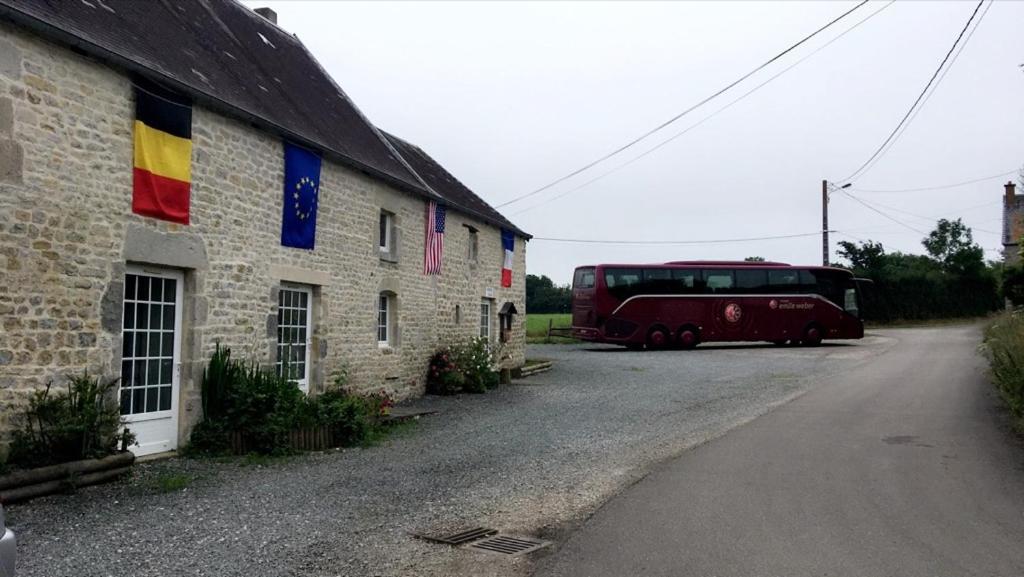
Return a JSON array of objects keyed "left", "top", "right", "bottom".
[
  {"left": 983, "top": 310, "right": 1024, "bottom": 430},
  {"left": 526, "top": 313, "right": 577, "bottom": 344},
  {"left": 150, "top": 472, "right": 193, "bottom": 493}
]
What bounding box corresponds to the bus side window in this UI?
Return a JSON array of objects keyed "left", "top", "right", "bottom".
[
  {"left": 735, "top": 269, "right": 768, "bottom": 293},
  {"left": 702, "top": 270, "right": 734, "bottom": 294},
  {"left": 671, "top": 269, "right": 701, "bottom": 294},
  {"left": 642, "top": 268, "right": 674, "bottom": 295},
  {"left": 768, "top": 269, "right": 799, "bottom": 293},
  {"left": 604, "top": 268, "right": 643, "bottom": 301},
  {"left": 798, "top": 270, "right": 817, "bottom": 294}
]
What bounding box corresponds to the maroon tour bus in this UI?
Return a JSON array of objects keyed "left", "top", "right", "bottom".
[{"left": 571, "top": 261, "right": 864, "bottom": 349}]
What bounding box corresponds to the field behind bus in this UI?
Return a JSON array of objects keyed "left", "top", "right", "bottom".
[{"left": 526, "top": 313, "right": 575, "bottom": 343}]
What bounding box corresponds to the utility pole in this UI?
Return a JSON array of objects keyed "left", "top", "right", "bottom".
[{"left": 822, "top": 179, "right": 829, "bottom": 266}]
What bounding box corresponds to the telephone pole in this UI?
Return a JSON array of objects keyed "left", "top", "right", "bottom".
[
  {"left": 822, "top": 180, "right": 851, "bottom": 266},
  {"left": 822, "top": 180, "right": 829, "bottom": 266}
]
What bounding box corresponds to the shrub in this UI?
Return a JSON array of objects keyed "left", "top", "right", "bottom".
[
  {"left": 7, "top": 371, "right": 135, "bottom": 468},
  {"left": 426, "top": 338, "right": 501, "bottom": 395},
  {"left": 187, "top": 347, "right": 385, "bottom": 455},
  {"left": 985, "top": 310, "right": 1024, "bottom": 423}
]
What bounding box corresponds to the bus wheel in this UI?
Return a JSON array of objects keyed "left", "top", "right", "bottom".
[
  {"left": 802, "top": 324, "right": 823, "bottom": 347},
  {"left": 625, "top": 343, "right": 644, "bottom": 351},
  {"left": 772, "top": 340, "right": 787, "bottom": 346},
  {"left": 677, "top": 326, "right": 700, "bottom": 349},
  {"left": 647, "top": 326, "right": 670, "bottom": 350}
]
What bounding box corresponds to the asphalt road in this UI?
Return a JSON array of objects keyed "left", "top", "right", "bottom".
[{"left": 536, "top": 325, "right": 1024, "bottom": 577}]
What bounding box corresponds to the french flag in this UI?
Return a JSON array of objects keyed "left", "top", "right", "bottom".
[{"left": 501, "top": 229, "right": 514, "bottom": 287}]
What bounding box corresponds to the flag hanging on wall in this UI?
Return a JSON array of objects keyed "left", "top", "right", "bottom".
[
  {"left": 424, "top": 200, "right": 446, "bottom": 274},
  {"left": 281, "top": 142, "right": 322, "bottom": 250},
  {"left": 132, "top": 85, "right": 192, "bottom": 224},
  {"left": 501, "top": 229, "right": 514, "bottom": 287}
]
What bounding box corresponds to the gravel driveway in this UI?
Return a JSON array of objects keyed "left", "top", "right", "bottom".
[{"left": 9, "top": 336, "right": 888, "bottom": 577}]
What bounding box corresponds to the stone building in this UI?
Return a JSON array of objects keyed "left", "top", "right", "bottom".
[
  {"left": 0, "top": 1, "right": 529, "bottom": 456},
  {"left": 1003, "top": 181, "right": 1022, "bottom": 266}
]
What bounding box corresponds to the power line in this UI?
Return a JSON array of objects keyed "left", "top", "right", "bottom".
[
  {"left": 839, "top": 190, "right": 927, "bottom": 235},
  {"left": 850, "top": 169, "right": 1015, "bottom": 194},
  {"left": 512, "top": 0, "right": 895, "bottom": 218},
  {"left": 531, "top": 231, "right": 828, "bottom": 245},
  {"left": 495, "top": 0, "right": 870, "bottom": 209},
  {"left": 839, "top": 0, "right": 985, "bottom": 184}
]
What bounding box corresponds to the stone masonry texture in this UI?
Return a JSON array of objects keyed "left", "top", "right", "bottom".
[{"left": 0, "top": 23, "right": 527, "bottom": 449}]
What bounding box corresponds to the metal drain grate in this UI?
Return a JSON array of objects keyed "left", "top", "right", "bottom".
[
  {"left": 468, "top": 535, "right": 551, "bottom": 556},
  {"left": 415, "top": 527, "right": 497, "bottom": 546}
]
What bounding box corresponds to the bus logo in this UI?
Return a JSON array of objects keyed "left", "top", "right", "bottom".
[
  {"left": 724, "top": 303, "right": 742, "bottom": 323},
  {"left": 769, "top": 299, "right": 778, "bottom": 310}
]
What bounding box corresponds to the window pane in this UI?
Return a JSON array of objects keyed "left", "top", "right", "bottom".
[
  {"left": 164, "top": 278, "right": 176, "bottom": 302},
  {"left": 379, "top": 213, "right": 388, "bottom": 247},
  {"left": 163, "top": 304, "right": 174, "bottom": 330},
  {"left": 768, "top": 270, "right": 799, "bottom": 289},
  {"left": 121, "top": 360, "right": 133, "bottom": 388},
  {"left": 148, "top": 331, "right": 161, "bottom": 357},
  {"left": 160, "top": 358, "right": 173, "bottom": 385},
  {"left": 133, "top": 360, "right": 146, "bottom": 387},
  {"left": 122, "top": 333, "right": 133, "bottom": 358},
  {"left": 136, "top": 303, "right": 149, "bottom": 329},
  {"left": 162, "top": 332, "right": 173, "bottom": 357},
  {"left": 148, "top": 359, "right": 160, "bottom": 385},
  {"left": 735, "top": 269, "right": 768, "bottom": 292},
  {"left": 125, "top": 275, "right": 137, "bottom": 301},
  {"left": 123, "top": 301, "right": 135, "bottom": 328},
  {"left": 159, "top": 386, "right": 172, "bottom": 411},
  {"left": 134, "top": 332, "right": 147, "bottom": 358},
  {"left": 146, "top": 386, "right": 159, "bottom": 412},
  {"left": 131, "top": 387, "right": 145, "bottom": 414},
  {"left": 573, "top": 267, "right": 596, "bottom": 289},
  {"left": 151, "top": 278, "right": 162, "bottom": 302},
  {"left": 137, "top": 276, "right": 150, "bottom": 301},
  {"left": 703, "top": 270, "right": 734, "bottom": 293},
  {"left": 120, "top": 389, "right": 131, "bottom": 415},
  {"left": 603, "top": 268, "right": 643, "bottom": 301}
]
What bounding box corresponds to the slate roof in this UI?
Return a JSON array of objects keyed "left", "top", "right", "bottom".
[
  {"left": 0, "top": 0, "right": 528, "bottom": 238},
  {"left": 383, "top": 132, "right": 529, "bottom": 238}
]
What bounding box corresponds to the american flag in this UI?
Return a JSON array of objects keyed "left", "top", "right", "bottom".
[{"left": 424, "top": 200, "right": 446, "bottom": 274}]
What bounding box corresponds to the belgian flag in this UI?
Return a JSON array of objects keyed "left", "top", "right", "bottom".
[{"left": 132, "top": 85, "right": 192, "bottom": 225}]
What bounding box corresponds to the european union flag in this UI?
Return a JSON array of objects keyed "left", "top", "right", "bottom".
[{"left": 281, "top": 142, "right": 322, "bottom": 250}]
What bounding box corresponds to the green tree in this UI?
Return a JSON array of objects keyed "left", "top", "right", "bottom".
[
  {"left": 525, "top": 274, "right": 571, "bottom": 313},
  {"left": 922, "top": 218, "right": 984, "bottom": 275}
]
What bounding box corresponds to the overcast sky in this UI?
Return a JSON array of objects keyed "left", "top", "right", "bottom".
[{"left": 244, "top": 0, "right": 1022, "bottom": 284}]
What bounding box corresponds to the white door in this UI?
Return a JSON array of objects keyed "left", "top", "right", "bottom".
[{"left": 120, "top": 266, "right": 183, "bottom": 456}]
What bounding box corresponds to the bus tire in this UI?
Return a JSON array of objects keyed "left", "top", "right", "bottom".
[
  {"left": 677, "top": 325, "right": 700, "bottom": 349},
  {"left": 625, "top": 343, "right": 644, "bottom": 351},
  {"left": 802, "top": 324, "right": 823, "bottom": 347},
  {"left": 647, "top": 325, "right": 670, "bottom": 350},
  {"left": 772, "top": 339, "right": 787, "bottom": 346}
]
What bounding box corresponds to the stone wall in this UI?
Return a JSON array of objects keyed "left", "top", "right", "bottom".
[{"left": 0, "top": 23, "right": 527, "bottom": 448}]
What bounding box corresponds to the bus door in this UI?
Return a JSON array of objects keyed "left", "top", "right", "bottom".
[{"left": 571, "top": 267, "right": 597, "bottom": 328}]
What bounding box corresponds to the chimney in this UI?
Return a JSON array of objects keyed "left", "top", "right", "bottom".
[
  {"left": 1006, "top": 181, "right": 1017, "bottom": 205},
  {"left": 254, "top": 7, "right": 277, "bottom": 25}
]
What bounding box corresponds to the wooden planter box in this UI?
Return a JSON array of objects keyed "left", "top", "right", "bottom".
[
  {"left": 0, "top": 452, "right": 135, "bottom": 503},
  {"left": 228, "top": 425, "right": 343, "bottom": 455}
]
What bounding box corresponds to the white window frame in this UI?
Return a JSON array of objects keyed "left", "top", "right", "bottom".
[
  {"left": 480, "top": 299, "right": 492, "bottom": 341},
  {"left": 378, "top": 292, "right": 391, "bottom": 347},
  {"left": 379, "top": 211, "right": 393, "bottom": 254},
  {"left": 277, "top": 284, "right": 313, "bottom": 392}
]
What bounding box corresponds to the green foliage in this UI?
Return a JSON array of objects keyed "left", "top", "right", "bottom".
[
  {"left": 836, "top": 220, "right": 1000, "bottom": 322},
  {"left": 187, "top": 347, "right": 386, "bottom": 456},
  {"left": 151, "top": 472, "right": 192, "bottom": 493},
  {"left": 526, "top": 274, "right": 571, "bottom": 314},
  {"left": 984, "top": 311, "right": 1024, "bottom": 424},
  {"left": 7, "top": 371, "right": 135, "bottom": 468},
  {"left": 426, "top": 337, "right": 499, "bottom": 395},
  {"left": 1003, "top": 264, "right": 1024, "bottom": 306}
]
